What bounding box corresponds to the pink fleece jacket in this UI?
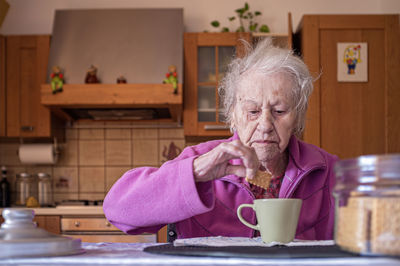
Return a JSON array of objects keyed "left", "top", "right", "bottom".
[{"left": 103, "top": 133, "right": 338, "bottom": 240}]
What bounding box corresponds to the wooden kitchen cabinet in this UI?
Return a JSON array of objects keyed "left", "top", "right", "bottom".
[
  {"left": 34, "top": 215, "right": 61, "bottom": 235},
  {"left": 4, "top": 35, "right": 64, "bottom": 139},
  {"left": 61, "top": 216, "right": 157, "bottom": 243},
  {"left": 295, "top": 15, "right": 400, "bottom": 159},
  {"left": 183, "top": 32, "right": 251, "bottom": 137},
  {"left": 0, "top": 35, "right": 5, "bottom": 137}
]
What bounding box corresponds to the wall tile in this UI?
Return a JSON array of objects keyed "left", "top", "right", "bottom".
[
  {"left": 132, "top": 129, "right": 158, "bottom": 139},
  {"left": 133, "top": 139, "right": 158, "bottom": 166},
  {"left": 105, "top": 166, "right": 131, "bottom": 191},
  {"left": 26, "top": 166, "right": 53, "bottom": 176},
  {"left": 58, "top": 140, "right": 78, "bottom": 166},
  {"left": 0, "top": 143, "right": 21, "bottom": 166},
  {"left": 53, "top": 193, "right": 79, "bottom": 204},
  {"left": 79, "top": 166, "right": 105, "bottom": 192},
  {"left": 79, "top": 140, "right": 105, "bottom": 166},
  {"left": 159, "top": 140, "right": 185, "bottom": 165},
  {"left": 79, "top": 128, "right": 105, "bottom": 140},
  {"left": 105, "top": 140, "right": 131, "bottom": 166},
  {"left": 105, "top": 128, "right": 131, "bottom": 139},
  {"left": 79, "top": 192, "right": 105, "bottom": 201},
  {"left": 159, "top": 128, "right": 184, "bottom": 139},
  {"left": 105, "top": 121, "right": 132, "bottom": 139},
  {"left": 53, "top": 167, "right": 78, "bottom": 193}
]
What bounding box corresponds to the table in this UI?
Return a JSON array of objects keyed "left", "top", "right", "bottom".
[{"left": 0, "top": 242, "right": 399, "bottom": 265}]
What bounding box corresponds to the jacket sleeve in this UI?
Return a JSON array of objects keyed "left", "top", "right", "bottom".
[{"left": 103, "top": 145, "right": 216, "bottom": 235}]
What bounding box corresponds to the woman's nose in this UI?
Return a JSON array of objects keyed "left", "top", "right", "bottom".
[{"left": 258, "top": 110, "right": 274, "bottom": 133}]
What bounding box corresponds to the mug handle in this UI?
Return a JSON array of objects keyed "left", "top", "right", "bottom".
[{"left": 237, "top": 204, "right": 258, "bottom": 230}]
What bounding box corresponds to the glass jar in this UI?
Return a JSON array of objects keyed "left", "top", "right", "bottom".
[
  {"left": 15, "top": 173, "right": 39, "bottom": 207},
  {"left": 37, "top": 172, "right": 53, "bottom": 207},
  {"left": 334, "top": 154, "right": 400, "bottom": 256}
]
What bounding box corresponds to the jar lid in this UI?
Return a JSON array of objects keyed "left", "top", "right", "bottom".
[
  {"left": 0, "top": 209, "right": 83, "bottom": 258},
  {"left": 17, "top": 172, "right": 31, "bottom": 178},
  {"left": 334, "top": 154, "right": 400, "bottom": 189},
  {"left": 37, "top": 172, "right": 50, "bottom": 178}
]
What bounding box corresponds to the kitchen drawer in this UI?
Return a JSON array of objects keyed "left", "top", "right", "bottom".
[
  {"left": 63, "top": 234, "right": 156, "bottom": 243},
  {"left": 61, "top": 217, "right": 119, "bottom": 232}
]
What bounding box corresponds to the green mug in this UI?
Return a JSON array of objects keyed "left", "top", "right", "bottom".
[{"left": 237, "top": 198, "right": 302, "bottom": 244}]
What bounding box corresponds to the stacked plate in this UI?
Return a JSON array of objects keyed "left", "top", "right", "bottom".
[{"left": 0, "top": 208, "right": 83, "bottom": 258}]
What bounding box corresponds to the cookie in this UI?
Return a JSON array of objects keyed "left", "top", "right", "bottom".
[{"left": 246, "top": 170, "right": 272, "bottom": 189}]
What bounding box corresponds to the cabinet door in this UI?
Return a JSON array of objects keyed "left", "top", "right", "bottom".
[
  {"left": 298, "top": 15, "right": 400, "bottom": 159},
  {"left": 0, "top": 35, "right": 5, "bottom": 137},
  {"left": 6, "top": 35, "right": 53, "bottom": 137},
  {"left": 34, "top": 215, "right": 61, "bottom": 235},
  {"left": 184, "top": 33, "right": 251, "bottom": 137}
]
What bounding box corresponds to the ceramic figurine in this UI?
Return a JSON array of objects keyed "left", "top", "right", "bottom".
[
  {"left": 163, "top": 65, "right": 178, "bottom": 94},
  {"left": 117, "top": 75, "right": 127, "bottom": 84},
  {"left": 85, "top": 65, "right": 99, "bottom": 84},
  {"left": 50, "top": 66, "right": 64, "bottom": 94}
]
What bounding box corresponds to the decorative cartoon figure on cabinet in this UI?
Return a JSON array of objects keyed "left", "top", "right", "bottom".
[
  {"left": 50, "top": 66, "right": 64, "bottom": 94},
  {"left": 163, "top": 64, "right": 178, "bottom": 94},
  {"left": 343, "top": 44, "right": 361, "bottom": 75},
  {"left": 85, "top": 65, "right": 100, "bottom": 84}
]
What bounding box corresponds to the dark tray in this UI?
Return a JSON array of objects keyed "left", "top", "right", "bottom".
[{"left": 144, "top": 243, "right": 360, "bottom": 259}]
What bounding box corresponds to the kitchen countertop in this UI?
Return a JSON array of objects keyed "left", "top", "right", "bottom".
[
  {"left": 0, "top": 242, "right": 399, "bottom": 266},
  {"left": 1, "top": 206, "right": 105, "bottom": 216}
]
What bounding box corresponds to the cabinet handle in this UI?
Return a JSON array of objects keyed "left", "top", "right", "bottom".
[
  {"left": 74, "top": 221, "right": 80, "bottom": 227},
  {"left": 204, "top": 125, "right": 230, "bottom": 130},
  {"left": 105, "top": 221, "right": 111, "bottom": 227},
  {"left": 21, "top": 126, "right": 34, "bottom": 132}
]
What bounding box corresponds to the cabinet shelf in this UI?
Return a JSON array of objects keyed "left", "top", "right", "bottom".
[{"left": 41, "top": 83, "right": 183, "bottom": 122}]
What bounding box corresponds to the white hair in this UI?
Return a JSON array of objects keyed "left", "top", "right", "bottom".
[{"left": 218, "top": 38, "right": 314, "bottom": 136}]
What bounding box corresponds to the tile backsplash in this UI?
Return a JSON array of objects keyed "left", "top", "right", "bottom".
[{"left": 0, "top": 123, "right": 186, "bottom": 204}]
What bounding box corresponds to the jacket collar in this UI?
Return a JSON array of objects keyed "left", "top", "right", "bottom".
[{"left": 287, "top": 135, "right": 326, "bottom": 172}]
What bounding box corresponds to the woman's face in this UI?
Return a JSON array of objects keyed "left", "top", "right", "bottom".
[{"left": 232, "top": 71, "right": 297, "bottom": 163}]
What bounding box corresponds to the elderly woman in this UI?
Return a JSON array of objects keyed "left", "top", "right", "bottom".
[{"left": 103, "top": 38, "right": 338, "bottom": 241}]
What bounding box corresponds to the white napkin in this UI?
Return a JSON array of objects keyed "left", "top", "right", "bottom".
[{"left": 173, "top": 236, "right": 335, "bottom": 247}]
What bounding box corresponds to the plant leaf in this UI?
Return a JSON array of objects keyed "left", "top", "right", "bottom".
[
  {"left": 249, "top": 24, "right": 257, "bottom": 32},
  {"left": 244, "top": 2, "right": 249, "bottom": 11},
  {"left": 255, "top": 11, "right": 261, "bottom": 16},
  {"left": 236, "top": 26, "right": 245, "bottom": 32},
  {"left": 222, "top": 27, "right": 230, "bottom": 32},
  {"left": 228, "top": 16, "right": 236, "bottom": 21},
  {"left": 259, "top": 24, "right": 270, "bottom": 33},
  {"left": 235, "top": 8, "right": 245, "bottom": 14},
  {"left": 211, "top": 20, "right": 220, "bottom": 27}
]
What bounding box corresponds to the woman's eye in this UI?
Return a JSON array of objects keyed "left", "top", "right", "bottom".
[
  {"left": 274, "top": 110, "right": 286, "bottom": 115},
  {"left": 248, "top": 110, "right": 259, "bottom": 115}
]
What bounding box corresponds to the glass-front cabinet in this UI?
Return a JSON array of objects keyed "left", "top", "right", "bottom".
[{"left": 183, "top": 33, "right": 251, "bottom": 137}]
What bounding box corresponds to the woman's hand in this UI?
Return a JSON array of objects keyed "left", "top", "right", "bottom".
[{"left": 193, "top": 139, "right": 259, "bottom": 182}]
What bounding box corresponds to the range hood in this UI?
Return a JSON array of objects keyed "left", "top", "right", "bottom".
[{"left": 41, "top": 9, "right": 183, "bottom": 122}]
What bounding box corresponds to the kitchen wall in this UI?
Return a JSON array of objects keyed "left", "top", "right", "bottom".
[
  {"left": 0, "top": 123, "right": 186, "bottom": 204},
  {"left": 1, "top": 0, "right": 399, "bottom": 35}
]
